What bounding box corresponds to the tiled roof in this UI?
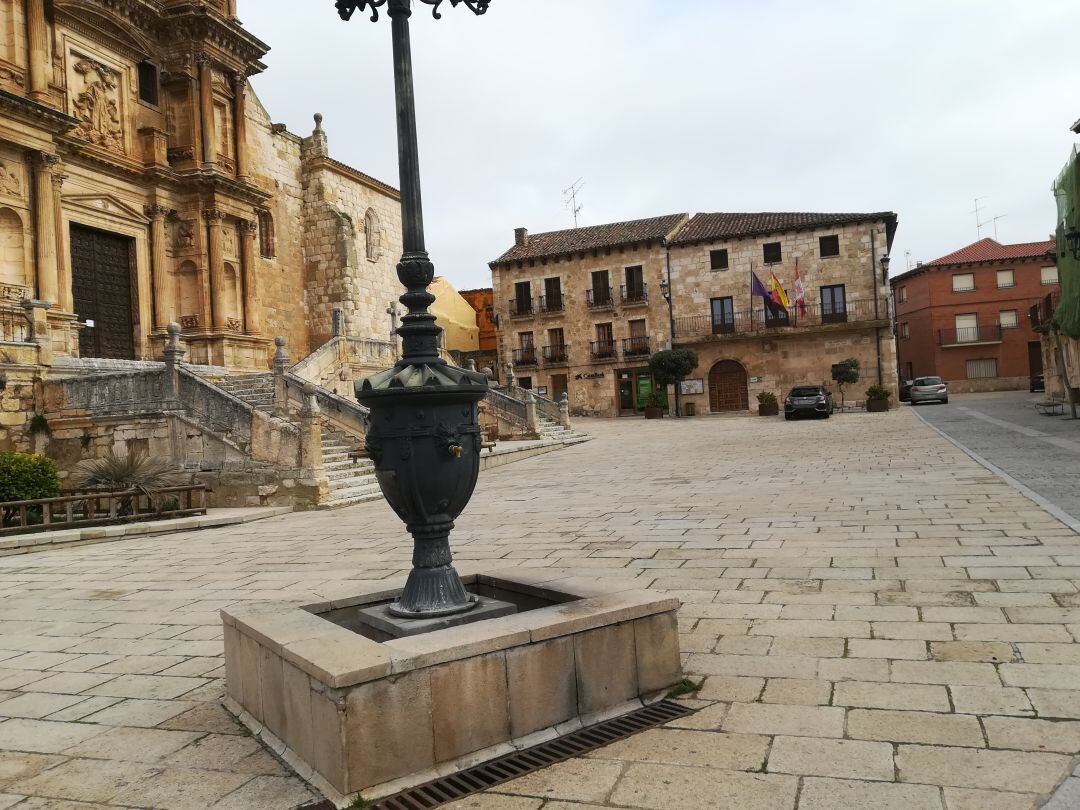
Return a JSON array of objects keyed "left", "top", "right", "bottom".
[
  {"left": 923, "top": 238, "right": 1056, "bottom": 267},
  {"left": 671, "top": 211, "right": 898, "bottom": 246},
  {"left": 490, "top": 214, "right": 688, "bottom": 265}
]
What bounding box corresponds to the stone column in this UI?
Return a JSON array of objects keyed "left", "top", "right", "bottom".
[
  {"left": 559, "top": 392, "right": 571, "bottom": 428},
  {"left": 239, "top": 218, "right": 260, "bottom": 334},
  {"left": 147, "top": 206, "right": 174, "bottom": 330},
  {"left": 272, "top": 336, "right": 289, "bottom": 416},
  {"left": 26, "top": 0, "right": 49, "bottom": 102},
  {"left": 504, "top": 361, "right": 516, "bottom": 390},
  {"left": 52, "top": 168, "right": 71, "bottom": 313},
  {"left": 204, "top": 209, "right": 226, "bottom": 330},
  {"left": 232, "top": 74, "right": 250, "bottom": 181},
  {"left": 31, "top": 151, "right": 59, "bottom": 306},
  {"left": 299, "top": 382, "right": 324, "bottom": 479},
  {"left": 162, "top": 322, "right": 185, "bottom": 401},
  {"left": 525, "top": 394, "right": 539, "bottom": 438},
  {"left": 197, "top": 54, "right": 217, "bottom": 169}
]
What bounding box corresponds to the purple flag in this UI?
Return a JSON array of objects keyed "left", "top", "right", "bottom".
[{"left": 750, "top": 272, "right": 771, "bottom": 299}]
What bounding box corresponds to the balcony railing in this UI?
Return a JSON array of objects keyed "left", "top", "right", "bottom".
[
  {"left": 675, "top": 298, "right": 887, "bottom": 341},
  {"left": 938, "top": 325, "right": 1003, "bottom": 346},
  {"left": 538, "top": 295, "right": 564, "bottom": 314},
  {"left": 1030, "top": 291, "right": 1059, "bottom": 329},
  {"left": 621, "top": 283, "right": 648, "bottom": 306},
  {"left": 587, "top": 288, "right": 614, "bottom": 309},
  {"left": 512, "top": 347, "right": 538, "bottom": 367},
  {"left": 509, "top": 298, "right": 534, "bottom": 318},
  {"left": 542, "top": 344, "right": 569, "bottom": 365},
  {"left": 623, "top": 336, "right": 650, "bottom": 357},
  {"left": 590, "top": 340, "right": 618, "bottom": 361},
  {"left": 0, "top": 306, "right": 30, "bottom": 343}
]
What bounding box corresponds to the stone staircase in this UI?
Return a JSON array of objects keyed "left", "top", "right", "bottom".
[
  {"left": 320, "top": 427, "right": 382, "bottom": 508},
  {"left": 537, "top": 414, "right": 591, "bottom": 445},
  {"left": 215, "top": 373, "right": 276, "bottom": 412}
]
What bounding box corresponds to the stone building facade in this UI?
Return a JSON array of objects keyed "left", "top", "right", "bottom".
[
  {"left": 891, "top": 238, "right": 1057, "bottom": 393},
  {"left": 490, "top": 211, "right": 899, "bottom": 417},
  {"left": 0, "top": 0, "right": 402, "bottom": 371},
  {"left": 489, "top": 215, "right": 688, "bottom": 416},
  {"left": 0, "top": 0, "right": 404, "bottom": 456}
]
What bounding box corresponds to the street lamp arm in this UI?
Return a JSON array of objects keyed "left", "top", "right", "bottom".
[{"left": 336, "top": 0, "right": 489, "bottom": 22}]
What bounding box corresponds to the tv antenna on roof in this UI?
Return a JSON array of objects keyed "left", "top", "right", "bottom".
[
  {"left": 971, "top": 196, "right": 990, "bottom": 238},
  {"left": 990, "top": 214, "right": 1008, "bottom": 241},
  {"left": 564, "top": 178, "right": 585, "bottom": 228}
]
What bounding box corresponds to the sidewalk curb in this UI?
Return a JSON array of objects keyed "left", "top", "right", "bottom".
[{"left": 911, "top": 408, "right": 1080, "bottom": 535}]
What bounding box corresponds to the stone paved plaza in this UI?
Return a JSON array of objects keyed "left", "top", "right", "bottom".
[{"left": 0, "top": 411, "right": 1079, "bottom": 808}]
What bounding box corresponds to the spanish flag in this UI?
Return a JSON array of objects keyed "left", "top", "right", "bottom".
[{"left": 768, "top": 271, "right": 790, "bottom": 312}]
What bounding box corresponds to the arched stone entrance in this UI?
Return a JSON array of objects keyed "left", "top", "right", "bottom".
[{"left": 709, "top": 359, "right": 749, "bottom": 412}]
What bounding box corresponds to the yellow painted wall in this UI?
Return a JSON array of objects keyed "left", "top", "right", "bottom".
[{"left": 431, "top": 276, "right": 480, "bottom": 353}]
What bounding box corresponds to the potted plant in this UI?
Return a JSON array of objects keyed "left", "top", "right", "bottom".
[
  {"left": 865, "top": 384, "right": 892, "bottom": 413},
  {"left": 648, "top": 348, "right": 699, "bottom": 418},
  {"left": 831, "top": 358, "right": 860, "bottom": 410},
  {"left": 757, "top": 391, "right": 779, "bottom": 416},
  {"left": 643, "top": 390, "right": 666, "bottom": 420}
]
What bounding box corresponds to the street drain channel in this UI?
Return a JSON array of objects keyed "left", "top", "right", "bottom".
[{"left": 301, "top": 700, "right": 694, "bottom": 810}]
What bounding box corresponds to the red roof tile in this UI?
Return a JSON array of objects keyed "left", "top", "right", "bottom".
[
  {"left": 924, "top": 238, "right": 1056, "bottom": 268},
  {"left": 671, "top": 211, "right": 897, "bottom": 246},
  {"left": 490, "top": 214, "right": 688, "bottom": 266}
]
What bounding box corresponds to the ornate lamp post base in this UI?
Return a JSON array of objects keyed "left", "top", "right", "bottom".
[{"left": 389, "top": 566, "right": 478, "bottom": 618}]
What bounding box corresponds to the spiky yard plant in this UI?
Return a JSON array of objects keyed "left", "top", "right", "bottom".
[{"left": 73, "top": 450, "right": 188, "bottom": 515}]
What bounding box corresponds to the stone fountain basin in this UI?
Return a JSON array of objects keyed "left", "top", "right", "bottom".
[{"left": 221, "top": 569, "right": 682, "bottom": 804}]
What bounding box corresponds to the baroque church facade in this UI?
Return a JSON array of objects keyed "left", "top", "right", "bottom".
[{"left": 0, "top": 0, "right": 402, "bottom": 372}]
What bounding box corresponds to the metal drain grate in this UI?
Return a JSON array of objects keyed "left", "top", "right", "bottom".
[{"left": 300, "top": 700, "right": 693, "bottom": 810}]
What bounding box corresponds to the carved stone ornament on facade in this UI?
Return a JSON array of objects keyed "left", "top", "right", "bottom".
[
  {"left": 225, "top": 317, "right": 243, "bottom": 332},
  {"left": 173, "top": 219, "right": 196, "bottom": 251},
  {"left": 179, "top": 314, "right": 200, "bottom": 329},
  {"left": 222, "top": 224, "right": 237, "bottom": 258},
  {"left": 71, "top": 57, "right": 126, "bottom": 154},
  {"left": 0, "top": 159, "right": 22, "bottom": 198},
  {"left": 0, "top": 66, "right": 25, "bottom": 88},
  {"left": 0, "top": 285, "right": 30, "bottom": 303}
]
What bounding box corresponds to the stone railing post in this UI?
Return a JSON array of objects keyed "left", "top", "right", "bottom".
[
  {"left": 163, "top": 322, "right": 186, "bottom": 402},
  {"left": 22, "top": 299, "right": 51, "bottom": 364},
  {"left": 299, "top": 382, "right": 324, "bottom": 478},
  {"left": 525, "top": 393, "right": 540, "bottom": 437},
  {"left": 504, "top": 361, "right": 516, "bottom": 390},
  {"left": 273, "top": 336, "right": 289, "bottom": 416},
  {"left": 559, "top": 392, "right": 571, "bottom": 428}
]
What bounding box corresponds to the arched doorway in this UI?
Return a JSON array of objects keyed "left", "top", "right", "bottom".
[{"left": 709, "top": 360, "right": 749, "bottom": 413}]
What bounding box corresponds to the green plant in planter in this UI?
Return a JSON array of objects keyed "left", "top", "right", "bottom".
[
  {"left": 73, "top": 450, "right": 188, "bottom": 516},
  {"left": 0, "top": 452, "right": 60, "bottom": 527},
  {"left": 757, "top": 391, "right": 778, "bottom": 406},
  {"left": 645, "top": 390, "right": 666, "bottom": 409},
  {"left": 865, "top": 385, "right": 892, "bottom": 401}
]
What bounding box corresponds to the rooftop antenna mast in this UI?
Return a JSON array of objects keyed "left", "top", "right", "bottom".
[
  {"left": 991, "top": 214, "right": 1008, "bottom": 241},
  {"left": 971, "top": 196, "right": 990, "bottom": 238},
  {"left": 564, "top": 178, "right": 585, "bottom": 228}
]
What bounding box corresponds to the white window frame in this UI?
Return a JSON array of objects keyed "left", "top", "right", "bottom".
[
  {"left": 999, "top": 309, "right": 1019, "bottom": 330},
  {"left": 952, "top": 273, "right": 975, "bottom": 292},
  {"left": 996, "top": 269, "right": 1015, "bottom": 289},
  {"left": 966, "top": 358, "right": 998, "bottom": 379},
  {"left": 897, "top": 286, "right": 907, "bottom": 303},
  {"left": 1041, "top": 266, "right": 1059, "bottom": 285}
]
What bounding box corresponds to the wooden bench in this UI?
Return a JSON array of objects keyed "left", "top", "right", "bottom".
[{"left": 1035, "top": 393, "right": 1066, "bottom": 415}]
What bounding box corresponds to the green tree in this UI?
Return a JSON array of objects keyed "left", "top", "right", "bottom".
[
  {"left": 831, "top": 358, "right": 860, "bottom": 409},
  {"left": 649, "top": 349, "right": 699, "bottom": 416},
  {"left": 0, "top": 452, "right": 60, "bottom": 527}
]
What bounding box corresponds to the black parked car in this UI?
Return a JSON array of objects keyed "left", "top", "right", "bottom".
[
  {"left": 784, "top": 385, "right": 835, "bottom": 420},
  {"left": 899, "top": 379, "right": 913, "bottom": 402}
]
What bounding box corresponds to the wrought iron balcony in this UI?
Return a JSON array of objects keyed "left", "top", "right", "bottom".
[
  {"left": 589, "top": 340, "right": 618, "bottom": 361},
  {"left": 623, "top": 336, "right": 650, "bottom": 357},
  {"left": 1030, "top": 291, "right": 1059, "bottom": 330},
  {"left": 512, "top": 347, "right": 539, "bottom": 367},
  {"left": 938, "top": 325, "right": 1003, "bottom": 346},
  {"left": 509, "top": 298, "right": 534, "bottom": 318},
  {"left": 675, "top": 298, "right": 887, "bottom": 341},
  {"left": 586, "top": 288, "right": 614, "bottom": 309},
  {"left": 538, "top": 295, "right": 564, "bottom": 314},
  {"left": 620, "top": 283, "right": 648, "bottom": 306},
  {"left": 542, "top": 344, "right": 569, "bottom": 365}
]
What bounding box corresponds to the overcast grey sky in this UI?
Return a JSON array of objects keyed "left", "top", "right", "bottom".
[{"left": 242, "top": 0, "right": 1077, "bottom": 290}]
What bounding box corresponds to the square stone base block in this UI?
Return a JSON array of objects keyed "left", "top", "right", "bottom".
[{"left": 220, "top": 569, "right": 681, "bottom": 803}]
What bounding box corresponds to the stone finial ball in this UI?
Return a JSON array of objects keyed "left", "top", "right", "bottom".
[
  {"left": 314, "top": 112, "right": 323, "bottom": 128},
  {"left": 302, "top": 382, "right": 317, "bottom": 396},
  {"left": 275, "top": 336, "right": 286, "bottom": 348},
  {"left": 167, "top": 322, "right": 181, "bottom": 336}
]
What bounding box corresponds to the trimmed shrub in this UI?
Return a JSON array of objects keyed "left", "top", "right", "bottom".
[
  {"left": 0, "top": 452, "right": 60, "bottom": 504},
  {"left": 866, "top": 385, "right": 893, "bottom": 401}
]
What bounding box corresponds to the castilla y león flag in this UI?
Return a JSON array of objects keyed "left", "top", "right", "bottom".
[{"left": 794, "top": 259, "right": 807, "bottom": 317}]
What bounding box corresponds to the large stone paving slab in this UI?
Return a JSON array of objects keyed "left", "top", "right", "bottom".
[{"left": 0, "top": 411, "right": 1078, "bottom": 808}]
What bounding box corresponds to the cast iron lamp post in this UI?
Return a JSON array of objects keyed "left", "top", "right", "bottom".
[{"left": 336, "top": 0, "right": 491, "bottom": 618}]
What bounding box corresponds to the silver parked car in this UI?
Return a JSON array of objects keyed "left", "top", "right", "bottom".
[{"left": 909, "top": 376, "right": 949, "bottom": 405}]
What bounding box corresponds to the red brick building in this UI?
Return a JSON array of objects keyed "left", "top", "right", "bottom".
[
  {"left": 891, "top": 238, "right": 1059, "bottom": 392},
  {"left": 460, "top": 287, "right": 499, "bottom": 375}
]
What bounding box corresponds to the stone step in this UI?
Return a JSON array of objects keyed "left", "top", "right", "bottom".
[
  {"left": 321, "top": 490, "right": 385, "bottom": 509},
  {"left": 324, "top": 459, "right": 374, "bottom": 473}
]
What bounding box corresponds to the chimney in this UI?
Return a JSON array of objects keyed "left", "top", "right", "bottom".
[{"left": 514, "top": 227, "right": 529, "bottom": 247}]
